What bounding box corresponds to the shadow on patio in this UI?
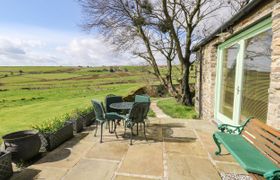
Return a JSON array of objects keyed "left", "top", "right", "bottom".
[{"left": 11, "top": 118, "right": 247, "bottom": 180}]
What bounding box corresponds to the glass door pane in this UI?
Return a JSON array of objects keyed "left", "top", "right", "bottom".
[
  {"left": 240, "top": 29, "right": 272, "bottom": 123},
  {"left": 219, "top": 44, "right": 240, "bottom": 120}
]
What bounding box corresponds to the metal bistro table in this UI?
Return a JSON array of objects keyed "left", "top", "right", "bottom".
[
  {"left": 109, "top": 102, "right": 135, "bottom": 137},
  {"left": 109, "top": 102, "right": 134, "bottom": 111},
  {"left": 106, "top": 102, "right": 133, "bottom": 134}
]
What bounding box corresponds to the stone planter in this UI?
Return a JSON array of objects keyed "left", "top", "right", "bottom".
[
  {"left": 2, "top": 130, "right": 41, "bottom": 162},
  {"left": 44, "top": 122, "right": 73, "bottom": 151},
  {"left": 0, "top": 151, "right": 13, "bottom": 180},
  {"left": 68, "top": 117, "right": 83, "bottom": 133},
  {"left": 81, "top": 112, "right": 95, "bottom": 127}
]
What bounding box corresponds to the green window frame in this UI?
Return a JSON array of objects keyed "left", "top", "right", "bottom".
[{"left": 215, "top": 18, "right": 272, "bottom": 125}]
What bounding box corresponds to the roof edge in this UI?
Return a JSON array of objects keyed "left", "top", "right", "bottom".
[{"left": 192, "top": 0, "right": 266, "bottom": 52}]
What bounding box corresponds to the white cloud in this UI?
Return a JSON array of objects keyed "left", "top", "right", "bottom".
[
  {"left": 0, "top": 24, "right": 140, "bottom": 66},
  {"left": 56, "top": 37, "right": 137, "bottom": 66}
]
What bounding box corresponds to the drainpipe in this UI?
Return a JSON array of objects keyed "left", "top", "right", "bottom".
[{"left": 196, "top": 48, "right": 203, "bottom": 119}]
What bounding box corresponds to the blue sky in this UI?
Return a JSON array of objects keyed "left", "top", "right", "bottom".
[
  {"left": 0, "top": 0, "right": 135, "bottom": 66},
  {"left": 0, "top": 0, "right": 81, "bottom": 32}
]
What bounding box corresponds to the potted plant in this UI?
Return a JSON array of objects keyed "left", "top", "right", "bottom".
[
  {"left": 2, "top": 130, "right": 41, "bottom": 162},
  {"left": 33, "top": 116, "right": 73, "bottom": 151},
  {"left": 0, "top": 151, "right": 13, "bottom": 179},
  {"left": 65, "top": 113, "right": 83, "bottom": 133},
  {"left": 85, "top": 107, "right": 95, "bottom": 125},
  {"left": 77, "top": 107, "right": 95, "bottom": 127}
]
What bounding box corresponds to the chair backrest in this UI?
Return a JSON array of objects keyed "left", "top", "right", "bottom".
[
  {"left": 105, "top": 96, "right": 123, "bottom": 113},
  {"left": 128, "top": 102, "right": 150, "bottom": 123},
  {"left": 91, "top": 100, "right": 105, "bottom": 121},
  {"left": 135, "top": 95, "right": 150, "bottom": 103},
  {"left": 135, "top": 95, "right": 151, "bottom": 118}
]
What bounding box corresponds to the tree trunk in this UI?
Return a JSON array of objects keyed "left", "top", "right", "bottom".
[
  {"left": 166, "top": 60, "right": 180, "bottom": 99},
  {"left": 181, "top": 62, "right": 193, "bottom": 106}
]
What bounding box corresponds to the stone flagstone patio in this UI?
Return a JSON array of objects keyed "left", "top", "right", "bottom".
[{"left": 10, "top": 102, "right": 248, "bottom": 180}]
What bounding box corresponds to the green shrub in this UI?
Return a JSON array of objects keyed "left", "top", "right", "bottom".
[
  {"left": 76, "top": 107, "right": 94, "bottom": 118},
  {"left": 32, "top": 116, "right": 68, "bottom": 134}
]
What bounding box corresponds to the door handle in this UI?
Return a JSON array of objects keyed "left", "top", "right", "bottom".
[{"left": 236, "top": 86, "right": 240, "bottom": 94}]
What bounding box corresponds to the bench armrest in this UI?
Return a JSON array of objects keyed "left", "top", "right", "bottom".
[
  {"left": 218, "top": 117, "right": 253, "bottom": 134},
  {"left": 264, "top": 169, "right": 280, "bottom": 180}
]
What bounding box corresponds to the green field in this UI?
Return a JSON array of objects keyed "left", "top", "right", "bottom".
[{"left": 0, "top": 66, "right": 159, "bottom": 140}]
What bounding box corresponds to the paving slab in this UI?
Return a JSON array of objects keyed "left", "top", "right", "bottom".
[
  {"left": 160, "top": 118, "right": 188, "bottom": 127},
  {"left": 167, "top": 153, "right": 221, "bottom": 180},
  {"left": 165, "top": 141, "right": 208, "bottom": 158},
  {"left": 115, "top": 175, "right": 157, "bottom": 180},
  {"left": 9, "top": 103, "right": 246, "bottom": 180},
  {"left": 34, "top": 138, "right": 94, "bottom": 169},
  {"left": 163, "top": 127, "right": 197, "bottom": 142},
  {"left": 146, "top": 124, "right": 163, "bottom": 142},
  {"left": 195, "top": 130, "right": 237, "bottom": 162},
  {"left": 63, "top": 159, "right": 118, "bottom": 180},
  {"left": 85, "top": 141, "right": 129, "bottom": 161},
  {"left": 118, "top": 142, "right": 163, "bottom": 177},
  {"left": 11, "top": 166, "right": 67, "bottom": 180},
  {"left": 188, "top": 120, "right": 217, "bottom": 133},
  {"left": 147, "top": 117, "right": 161, "bottom": 125}
]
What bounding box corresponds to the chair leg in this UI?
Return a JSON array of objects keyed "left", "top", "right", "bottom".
[
  {"left": 130, "top": 126, "right": 133, "bottom": 145},
  {"left": 143, "top": 122, "right": 147, "bottom": 141},
  {"left": 137, "top": 123, "right": 139, "bottom": 135},
  {"left": 124, "top": 121, "right": 126, "bottom": 134},
  {"left": 100, "top": 123, "right": 103, "bottom": 143},
  {"left": 109, "top": 121, "right": 113, "bottom": 133},
  {"left": 94, "top": 121, "right": 98, "bottom": 137},
  {"left": 114, "top": 121, "right": 118, "bottom": 139}
]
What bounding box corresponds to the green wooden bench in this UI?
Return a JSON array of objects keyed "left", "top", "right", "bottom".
[{"left": 213, "top": 117, "right": 280, "bottom": 180}]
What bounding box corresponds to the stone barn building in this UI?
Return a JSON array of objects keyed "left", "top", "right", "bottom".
[{"left": 193, "top": 0, "right": 280, "bottom": 129}]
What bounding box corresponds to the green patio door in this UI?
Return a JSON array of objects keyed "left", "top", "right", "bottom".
[{"left": 215, "top": 18, "right": 272, "bottom": 125}]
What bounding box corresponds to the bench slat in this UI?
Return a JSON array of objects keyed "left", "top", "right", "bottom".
[
  {"left": 251, "top": 124, "right": 280, "bottom": 148},
  {"left": 250, "top": 125, "right": 280, "bottom": 155},
  {"left": 214, "top": 118, "right": 280, "bottom": 179},
  {"left": 244, "top": 123, "right": 280, "bottom": 155},
  {"left": 252, "top": 119, "right": 280, "bottom": 137},
  {"left": 242, "top": 120, "right": 280, "bottom": 165},
  {"left": 243, "top": 127, "right": 280, "bottom": 165}
]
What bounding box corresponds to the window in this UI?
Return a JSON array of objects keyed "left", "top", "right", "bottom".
[{"left": 215, "top": 18, "right": 272, "bottom": 125}]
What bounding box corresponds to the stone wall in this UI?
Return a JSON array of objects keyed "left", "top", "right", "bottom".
[
  {"left": 196, "top": 0, "right": 280, "bottom": 128},
  {"left": 267, "top": 2, "right": 280, "bottom": 128}
]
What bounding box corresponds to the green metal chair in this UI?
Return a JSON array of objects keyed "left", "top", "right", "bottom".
[
  {"left": 105, "top": 95, "right": 123, "bottom": 113},
  {"left": 91, "top": 100, "right": 125, "bottom": 143},
  {"left": 134, "top": 95, "right": 151, "bottom": 133},
  {"left": 105, "top": 95, "right": 124, "bottom": 132},
  {"left": 124, "top": 102, "right": 150, "bottom": 145}
]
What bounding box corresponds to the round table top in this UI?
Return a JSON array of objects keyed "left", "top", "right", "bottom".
[{"left": 109, "top": 102, "right": 134, "bottom": 110}]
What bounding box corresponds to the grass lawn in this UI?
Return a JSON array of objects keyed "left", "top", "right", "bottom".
[
  {"left": 0, "top": 66, "right": 195, "bottom": 143},
  {"left": 157, "top": 98, "right": 197, "bottom": 119},
  {"left": 0, "top": 66, "right": 160, "bottom": 143}
]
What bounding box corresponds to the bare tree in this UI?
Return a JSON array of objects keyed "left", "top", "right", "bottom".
[{"left": 79, "top": 0, "right": 248, "bottom": 105}]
